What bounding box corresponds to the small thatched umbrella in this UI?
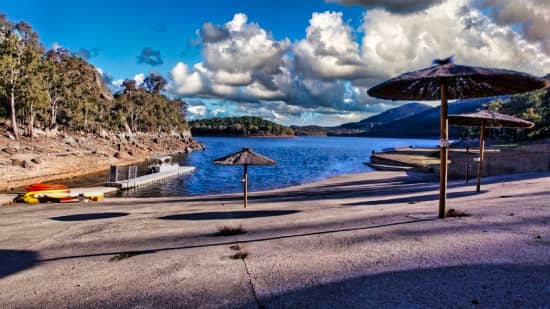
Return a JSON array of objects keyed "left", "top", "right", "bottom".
[
  {"left": 449, "top": 110, "right": 534, "bottom": 192},
  {"left": 214, "top": 147, "right": 276, "bottom": 208},
  {"left": 367, "top": 57, "right": 545, "bottom": 218}
]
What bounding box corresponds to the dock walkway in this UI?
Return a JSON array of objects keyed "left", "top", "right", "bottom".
[{"left": 106, "top": 166, "right": 196, "bottom": 190}]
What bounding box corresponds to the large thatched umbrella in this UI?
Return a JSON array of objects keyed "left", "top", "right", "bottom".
[
  {"left": 214, "top": 147, "right": 276, "bottom": 208},
  {"left": 449, "top": 110, "right": 534, "bottom": 192},
  {"left": 367, "top": 57, "right": 545, "bottom": 218}
]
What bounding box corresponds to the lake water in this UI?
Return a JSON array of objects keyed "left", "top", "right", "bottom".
[{"left": 115, "top": 136, "right": 439, "bottom": 197}]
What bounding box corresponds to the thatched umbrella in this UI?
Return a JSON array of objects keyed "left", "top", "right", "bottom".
[
  {"left": 367, "top": 57, "right": 545, "bottom": 218},
  {"left": 214, "top": 147, "right": 276, "bottom": 208},
  {"left": 449, "top": 110, "right": 534, "bottom": 192}
]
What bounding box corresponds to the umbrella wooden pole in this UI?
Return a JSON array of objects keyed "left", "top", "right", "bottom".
[
  {"left": 243, "top": 164, "right": 248, "bottom": 208},
  {"left": 439, "top": 82, "right": 449, "bottom": 219},
  {"left": 466, "top": 146, "right": 470, "bottom": 183},
  {"left": 476, "top": 121, "right": 485, "bottom": 192}
]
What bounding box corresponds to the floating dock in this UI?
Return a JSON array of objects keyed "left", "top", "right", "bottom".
[{"left": 106, "top": 166, "right": 196, "bottom": 190}]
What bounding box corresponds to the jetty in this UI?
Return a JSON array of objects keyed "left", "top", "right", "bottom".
[{"left": 106, "top": 166, "right": 195, "bottom": 189}]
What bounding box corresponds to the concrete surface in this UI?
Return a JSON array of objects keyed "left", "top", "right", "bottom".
[{"left": 0, "top": 171, "right": 549, "bottom": 308}]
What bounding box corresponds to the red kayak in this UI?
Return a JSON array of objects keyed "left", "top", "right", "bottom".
[{"left": 25, "top": 183, "right": 68, "bottom": 192}]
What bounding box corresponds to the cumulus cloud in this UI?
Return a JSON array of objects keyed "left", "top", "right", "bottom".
[
  {"left": 476, "top": 0, "right": 550, "bottom": 53},
  {"left": 326, "top": 0, "right": 444, "bottom": 14},
  {"left": 170, "top": 4, "right": 550, "bottom": 126},
  {"left": 200, "top": 22, "right": 230, "bottom": 43},
  {"left": 201, "top": 13, "right": 291, "bottom": 76},
  {"left": 169, "top": 12, "right": 372, "bottom": 116},
  {"left": 137, "top": 47, "right": 164, "bottom": 66},
  {"left": 294, "top": 11, "right": 371, "bottom": 81},
  {"left": 170, "top": 62, "right": 205, "bottom": 95},
  {"left": 359, "top": 0, "right": 550, "bottom": 80}
]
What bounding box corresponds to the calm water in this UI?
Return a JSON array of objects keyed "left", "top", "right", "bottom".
[{"left": 114, "top": 136, "right": 438, "bottom": 197}]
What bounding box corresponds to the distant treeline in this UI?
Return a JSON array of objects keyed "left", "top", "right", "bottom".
[
  {"left": 0, "top": 14, "right": 188, "bottom": 140},
  {"left": 489, "top": 88, "right": 550, "bottom": 140},
  {"left": 189, "top": 116, "right": 294, "bottom": 136}
]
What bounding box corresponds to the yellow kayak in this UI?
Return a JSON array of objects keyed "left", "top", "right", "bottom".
[{"left": 20, "top": 189, "right": 103, "bottom": 204}]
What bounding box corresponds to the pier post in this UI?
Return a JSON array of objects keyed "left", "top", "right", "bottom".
[
  {"left": 476, "top": 121, "right": 485, "bottom": 192},
  {"left": 243, "top": 164, "right": 248, "bottom": 208}
]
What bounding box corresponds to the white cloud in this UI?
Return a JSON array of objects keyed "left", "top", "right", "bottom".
[
  {"left": 294, "top": 11, "right": 371, "bottom": 81},
  {"left": 133, "top": 73, "right": 145, "bottom": 87},
  {"left": 478, "top": 0, "right": 550, "bottom": 54},
  {"left": 360, "top": 0, "right": 550, "bottom": 79},
  {"left": 170, "top": 4, "right": 550, "bottom": 126},
  {"left": 170, "top": 62, "right": 204, "bottom": 95}
]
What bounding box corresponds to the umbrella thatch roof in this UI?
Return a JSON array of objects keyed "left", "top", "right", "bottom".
[
  {"left": 367, "top": 57, "right": 546, "bottom": 101},
  {"left": 213, "top": 147, "right": 276, "bottom": 166},
  {"left": 448, "top": 110, "right": 534, "bottom": 128}
]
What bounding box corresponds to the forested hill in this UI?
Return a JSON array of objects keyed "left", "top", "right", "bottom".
[
  {"left": 364, "top": 97, "right": 502, "bottom": 138},
  {"left": 339, "top": 103, "right": 432, "bottom": 130},
  {"left": 0, "top": 14, "right": 188, "bottom": 140},
  {"left": 489, "top": 88, "right": 550, "bottom": 140},
  {"left": 189, "top": 116, "right": 295, "bottom": 136}
]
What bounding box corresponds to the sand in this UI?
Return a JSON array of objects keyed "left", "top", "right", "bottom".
[{"left": 0, "top": 171, "right": 549, "bottom": 308}]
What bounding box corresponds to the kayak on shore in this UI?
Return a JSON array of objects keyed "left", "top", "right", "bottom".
[{"left": 15, "top": 184, "right": 104, "bottom": 204}]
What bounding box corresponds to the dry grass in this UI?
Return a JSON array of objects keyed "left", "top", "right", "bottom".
[
  {"left": 446, "top": 209, "right": 472, "bottom": 218},
  {"left": 214, "top": 225, "right": 247, "bottom": 236},
  {"left": 230, "top": 251, "right": 248, "bottom": 260},
  {"left": 109, "top": 252, "right": 142, "bottom": 262}
]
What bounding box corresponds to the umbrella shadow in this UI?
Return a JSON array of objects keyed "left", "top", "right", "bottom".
[
  {"left": 0, "top": 249, "right": 39, "bottom": 279},
  {"left": 343, "top": 190, "right": 487, "bottom": 206},
  {"left": 248, "top": 264, "right": 550, "bottom": 308},
  {"left": 159, "top": 210, "right": 300, "bottom": 221},
  {"left": 50, "top": 212, "right": 129, "bottom": 221}
]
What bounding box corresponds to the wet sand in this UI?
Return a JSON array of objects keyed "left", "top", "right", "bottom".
[{"left": 0, "top": 171, "right": 549, "bottom": 308}]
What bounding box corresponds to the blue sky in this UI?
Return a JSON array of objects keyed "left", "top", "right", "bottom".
[{"left": 1, "top": 1, "right": 549, "bottom": 126}]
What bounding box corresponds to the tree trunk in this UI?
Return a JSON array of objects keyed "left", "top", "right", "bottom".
[
  {"left": 9, "top": 86, "right": 19, "bottom": 140},
  {"left": 29, "top": 101, "right": 34, "bottom": 139},
  {"left": 50, "top": 98, "right": 57, "bottom": 130}
]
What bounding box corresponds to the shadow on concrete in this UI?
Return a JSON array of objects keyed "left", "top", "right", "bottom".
[
  {"left": 344, "top": 190, "right": 488, "bottom": 206},
  {"left": 250, "top": 264, "right": 550, "bottom": 308},
  {"left": 0, "top": 249, "right": 39, "bottom": 279},
  {"left": 40, "top": 217, "right": 433, "bottom": 263},
  {"left": 50, "top": 212, "right": 129, "bottom": 221},
  {"left": 159, "top": 210, "right": 300, "bottom": 221}
]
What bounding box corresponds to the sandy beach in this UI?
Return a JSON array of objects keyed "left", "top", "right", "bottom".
[{"left": 0, "top": 170, "right": 548, "bottom": 308}]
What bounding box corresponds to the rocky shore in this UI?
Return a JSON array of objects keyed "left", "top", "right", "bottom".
[{"left": 0, "top": 128, "right": 204, "bottom": 191}]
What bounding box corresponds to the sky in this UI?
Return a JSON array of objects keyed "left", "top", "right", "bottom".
[{"left": 2, "top": 0, "right": 550, "bottom": 126}]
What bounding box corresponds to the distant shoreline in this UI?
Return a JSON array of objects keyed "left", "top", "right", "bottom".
[{"left": 192, "top": 134, "right": 296, "bottom": 138}]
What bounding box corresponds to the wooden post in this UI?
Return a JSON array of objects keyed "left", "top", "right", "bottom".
[
  {"left": 243, "top": 164, "right": 248, "bottom": 208},
  {"left": 439, "top": 81, "right": 449, "bottom": 219},
  {"left": 476, "top": 121, "right": 485, "bottom": 192},
  {"left": 466, "top": 146, "right": 470, "bottom": 183}
]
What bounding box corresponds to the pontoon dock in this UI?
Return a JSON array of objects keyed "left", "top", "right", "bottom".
[{"left": 105, "top": 166, "right": 196, "bottom": 190}]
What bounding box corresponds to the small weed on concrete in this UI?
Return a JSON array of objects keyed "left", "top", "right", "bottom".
[
  {"left": 230, "top": 245, "right": 241, "bottom": 251},
  {"left": 446, "top": 209, "right": 471, "bottom": 218},
  {"left": 230, "top": 251, "right": 248, "bottom": 260},
  {"left": 214, "top": 225, "right": 247, "bottom": 236}
]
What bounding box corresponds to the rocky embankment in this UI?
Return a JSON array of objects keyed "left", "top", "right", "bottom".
[{"left": 0, "top": 128, "right": 203, "bottom": 191}]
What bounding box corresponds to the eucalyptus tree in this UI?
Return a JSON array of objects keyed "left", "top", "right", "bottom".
[{"left": 0, "top": 15, "right": 43, "bottom": 139}]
